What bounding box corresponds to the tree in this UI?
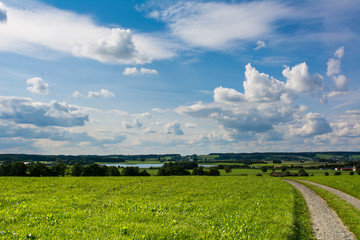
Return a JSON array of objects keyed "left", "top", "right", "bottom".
[
  {"left": 72, "top": 163, "right": 83, "bottom": 176},
  {"left": 260, "top": 166, "right": 267, "bottom": 173},
  {"left": 52, "top": 163, "right": 67, "bottom": 176},
  {"left": 224, "top": 165, "right": 232, "bottom": 174},
  {"left": 281, "top": 165, "right": 287, "bottom": 172},
  {"left": 108, "top": 166, "right": 120, "bottom": 176},
  {"left": 28, "top": 163, "right": 51, "bottom": 177},
  {"left": 356, "top": 165, "right": 360, "bottom": 175},
  {"left": 192, "top": 166, "right": 206, "bottom": 176},
  {"left": 207, "top": 166, "right": 220, "bottom": 176},
  {"left": 122, "top": 167, "right": 140, "bottom": 176},
  {"left": 10, "top": 162, "right": 27, "bottom": 176},
  {"left": 297, "top": 169, "right": 309, "bottom": 176}
]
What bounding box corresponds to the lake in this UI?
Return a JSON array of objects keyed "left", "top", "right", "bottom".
[{"left": 103, "top": 163, "right": 215, "bottom": 168}]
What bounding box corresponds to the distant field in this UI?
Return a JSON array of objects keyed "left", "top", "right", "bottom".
[{"left": 0, "top": 177, "right": 312, "bottom": 239}]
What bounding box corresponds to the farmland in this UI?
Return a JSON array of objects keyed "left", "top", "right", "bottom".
[{"left": 0, "top": 176, "right": 312, "bottom": 239}]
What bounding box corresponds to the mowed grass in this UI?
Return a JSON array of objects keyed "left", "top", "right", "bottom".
[
  {"left": 0, "top": 176, "right": 312, "bottom": 239},
  {"left": 298, "top": 175, "right": 360, "bottom": 199}
]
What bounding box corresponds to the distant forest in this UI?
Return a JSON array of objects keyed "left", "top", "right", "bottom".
[{"left": 0, "top": 152, "right": 360, "bottom": 165}]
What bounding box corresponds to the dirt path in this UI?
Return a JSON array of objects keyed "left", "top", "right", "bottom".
[
  {"left": 284, "top": 179, "right": 355, "bottom": 240},
  {"left": 299, "top": 180, "right": 360, "bottom": 210}
]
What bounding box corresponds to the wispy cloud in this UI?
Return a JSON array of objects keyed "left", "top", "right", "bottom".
[
  {"left": 254, "top": 40, "right": 266, "bottom": 50},
  {"left": 123, "top": 67, "right": 158, "bottom": 76},
  {"left": 0, "top": 1, "right": 174, "bottom": 64},
  {"left": 73, "top": 89, "right": 115, "bottom": 98},
  {"left": 144, "top": 1, "right": 291, "bottom": 49}
]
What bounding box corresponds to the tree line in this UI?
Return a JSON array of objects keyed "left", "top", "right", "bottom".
[{"left": 0, "top": 161, "right": 222, "bottom": 177}]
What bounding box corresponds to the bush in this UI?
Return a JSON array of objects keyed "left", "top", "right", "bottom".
[
  {"left": 324, "top": 171, "right": 329, "bottom": 176},
  {"left": 256, "top": 173, "right": 262, "bottom": 176},
  {"left": 192, "top": 166, "right": 206, "bottom": 176},
  {"left": 334, "top": 171, "right": 341, "bottom": 176},
  {"left": 207, "top": 166, "right": 220, "bottom": 176},
  {"left": 350, "top": 171, "right": 355, "bottom": 175},
  {"left": 297, "top": 169, "right": 309, "bottom": 176}
]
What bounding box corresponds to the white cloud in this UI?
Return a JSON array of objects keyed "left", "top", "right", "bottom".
[
  {"left": 122, "top": 118, "right": 143, "bottom": 129},
  {"left": 88, "top": 89, "right": 115, "bottom": 98},
  {"left": 185, "top": 123, "right": 196, "bottom": 128},
  {"left": 72, "top": 90, "right": 82, "bottom": 98},
  {"left": 283, "top": 62, "right": 324, "bottom": 94},
  {"left": 177, "top": 63, "right": 328, "bottom": 138},
  {"left": 123, "top": 67, "right": 138, "bottom": 76},
  {"left": 164, "top": 122, "right": 184, "bottom": 135},
  {"left": 326, "top": 46, "right": 349, "bottom": 95},
  {"left": 334, "top": 46, "right": 344, "bottom": 59},
  {"left": 0, "top": 96, "right": 89, "bottom": 127},
  {"left": 326, "top": 58, "right": 341, "bottom": 76},
  {"left": 123, "top": 67, "right": 158, "bottom": 76},
  {"left": 332, "top": 75, "right": 348, "bottom": 91},
  {"left": 0, "top": 1, "right": 173, "bottom": 64},
  {"left": 72, "top": 89, "right": 115, "bottom": 98},
  {"left": 148, "top": 1, "right": 290, "bottom": 49},
  {"left": 254, "top": 40, "right": 266, "bottom": 50},
  {"left": 289, "top": 113, "right": 332, "bottom": 137},
  {"left": 26, "top": 77, "right": 49, "bottom": 94},
  {"left": 73, "top": 28, "right": 150, "bottom": 64}
]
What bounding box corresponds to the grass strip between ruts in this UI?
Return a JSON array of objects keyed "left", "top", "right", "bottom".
[{"left": 288, "top": 185, "right": 314, "bottom": 240}]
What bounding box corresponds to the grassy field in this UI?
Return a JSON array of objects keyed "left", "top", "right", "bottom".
[
  {"left": 297, "top": 175, "right": 360, "bottom": 199},
  {"left": 0, "top": 176, "right": 312, "bottom": 239}
]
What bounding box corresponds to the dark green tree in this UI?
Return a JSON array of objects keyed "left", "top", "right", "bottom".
[
  {"left": 224, "top": 165, "right": 232, "bottom": 174},
  {"left": 71, "top": 163, "right": 83, "bottom": 176},
  {"left": 107, "top": 166, "right": 120, "bottom": 176},
  {"left": 207, "top": 166, "right": 220, "bottom": 176},
  {"left": 10, "top": 162, "right": 27, "bottom": 176}
]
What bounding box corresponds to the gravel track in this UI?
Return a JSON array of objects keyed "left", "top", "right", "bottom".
[
  {"left": 284, "top": 179, "right": 355, "bottom": 240},
  {"left": 299, "top": 180, "right": 360, "bottom": 210}
]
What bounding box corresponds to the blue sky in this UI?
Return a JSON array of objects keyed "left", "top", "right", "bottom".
[{"left": 0, "top": 0, "right": 359, "bottom": 155}]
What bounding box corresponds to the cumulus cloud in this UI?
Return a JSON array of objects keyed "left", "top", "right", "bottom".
[
  {"left": 0, "top": 123, "right": 126, "bottom": 146},
  {"left": 326, "top": 58, "right": 341, "bottom": 76},
  {"left": 177, "top": 63, "right": 328, "bottom": 139},
  {"left": 123, "top": 67, "right": 158, "bottom": 76},
  {"left": 289, "top": 113, "right": 332, "bottom": 137},
  {"left": 72, "top": 89, "right": 115, "bottom": 98},
  {"left": 283, "top": 62, "right": 324, "bottom": 94},
  {"left": 254, "top": 40, "right": 266, "bottom": 50},
  {"left": 122, "top": 118, "right": 143, "bottom": 129},
  {"left": 146, "top": 1, "right": 290, "bottom": 49},
  {"left": 326, "top": 46, "right": 349, "bottom": 94},
  {"left": 334, "top": 46, "right": 344, "bottom": 59},
  {"left": 0, "top": 97, "right": 88, "bottom": 127},
  {"left": 88, "top": 89, "right": 115, "bottom": 98},
  {"left": 332, "top": 75, "right": 348, "bottom": 91},
  {"left": 73, "top": 28, "right": 150, "bottom": 64},
  {"left": 0, "top": 1, "right": 173, "bottom": 63},
  {"left": 26, "top": 77, "right": 49, "bottom": 94},
  {"left": 164, "top": 122, "right": 184, "bottom": 135}
]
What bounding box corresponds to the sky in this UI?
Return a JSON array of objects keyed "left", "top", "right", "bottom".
[{"left": 0, "top": 0, "right": 359, "bottom": 155}]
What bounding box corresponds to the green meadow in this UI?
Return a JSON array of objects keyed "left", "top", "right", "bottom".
[{"left": 0, "top": 176, "right": 312, "bottom": 239}]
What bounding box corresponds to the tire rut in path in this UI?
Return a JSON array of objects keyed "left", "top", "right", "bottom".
[
  {"left": 299, "top": 180, "right": 360, "bottom": 210},
  {"left": 284, "top": 179, "right": 355, "bottom": 240}
]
